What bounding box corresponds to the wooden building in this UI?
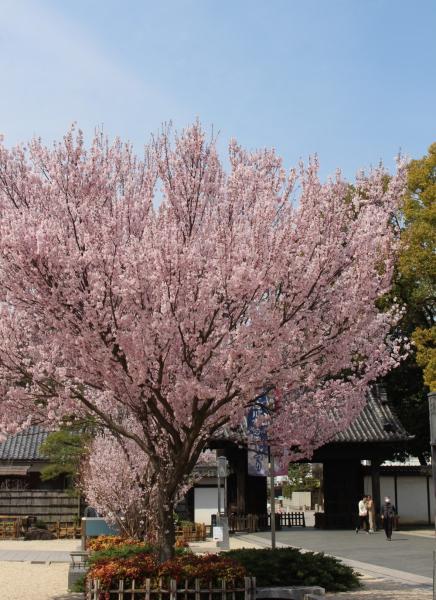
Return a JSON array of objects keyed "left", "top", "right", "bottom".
[
  {"left": 193, "top": 386, "right": 412, "bottom": 529},
  {"left": 0, "top": 426, "right": 79, "bottom": 523}
]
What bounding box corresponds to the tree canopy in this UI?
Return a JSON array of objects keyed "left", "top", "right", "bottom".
[
  {"left": 381, "top": 143, "right": 436, "bottom": 462},
  {"left": 0, "top": 124, "right": 406, "bottom": 558},
  {"left": 400, "top": 142, "right": 436, "bottom": 390}
]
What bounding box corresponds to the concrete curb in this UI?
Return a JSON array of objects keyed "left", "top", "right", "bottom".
[{"left": 257, "top": 586, "right": 325, "bottom": 599}]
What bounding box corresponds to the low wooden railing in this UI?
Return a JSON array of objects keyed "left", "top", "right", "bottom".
[
  {"left": 87, "top": 577, "right": 256, "bottom": 600},
  {"left": 225, "top": 511, "right": 305, "bottom": 533}
]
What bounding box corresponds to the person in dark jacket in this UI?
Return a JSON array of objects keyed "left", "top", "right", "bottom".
[{"left": 381, "top": 496, "right": 396, "bottom": 540}]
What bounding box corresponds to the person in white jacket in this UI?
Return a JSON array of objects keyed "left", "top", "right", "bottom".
[{"left": 355, "top": 495, "right": 369, "bottom": 534}]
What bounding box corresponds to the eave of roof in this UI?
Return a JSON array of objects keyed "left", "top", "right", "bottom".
[
  {"left": 330, "top": 386, "right": 411, "bottom": 444},
  {"left": 0, "top": 426, "right": 50, "bottom": 462}
]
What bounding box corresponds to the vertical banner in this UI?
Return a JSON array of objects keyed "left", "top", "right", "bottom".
[
  {"left": 273, "top": 449, "right": 289, "bottom": 476},
  {"left": 247, "top": 395, "right": 269, "bottom": 476}
]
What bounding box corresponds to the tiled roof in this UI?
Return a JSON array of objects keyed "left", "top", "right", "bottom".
[
  {"left": 0, "top": 426, "right": 50, "bottom": 461},
  {"left": 331, "top": 386, "right": 411, "bottom": 444},
  {"left": 0, "top": 387, "right": 409, "bottom": 463}
]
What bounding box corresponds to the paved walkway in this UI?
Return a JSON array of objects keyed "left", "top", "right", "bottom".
[
  {"left": 243, "top": 528, "right": 435, "bottom": 579},
  {"left": 192, "top": 528, "right": 434, "bottom": 599},
  {"left": 0, "top": 539, "right": 80, "bottom": 562},
  {"left": 0, "top": 532, "right": 433, "bottom": 599}
]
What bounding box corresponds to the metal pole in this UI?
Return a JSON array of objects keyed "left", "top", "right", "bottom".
[
  {"left": 427, "top": 392, "right": 436, "bottom": 600},
  {"left": 270, "top": 451, "right": 276, "bottom": 549},
  {"left": 217, "top": 470, "right": 221, "bottom": 523}
]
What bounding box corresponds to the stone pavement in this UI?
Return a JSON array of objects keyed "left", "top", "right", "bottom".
[
  {"left": 0, "top": 538, "right": 80, "bottom": 562},
  {"left": 191, "top": 529, "right": 434, "bottom": 599},
  {"left": 244, "top": 528, "right": 435, "bottom": 579}
]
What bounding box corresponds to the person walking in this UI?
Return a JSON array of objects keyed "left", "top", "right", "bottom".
[
  {"left": 381, "top": 496, "right": 396, "bottom": 540},
  {"left": 355, "top": 495, "right": 369, "bottom": 534},
  {"left": 366, "top": 495, "right": 376, "bottom": 533}
]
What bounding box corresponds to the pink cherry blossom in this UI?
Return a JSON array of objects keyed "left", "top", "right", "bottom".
[{"left": 0, "top": 123, "right": 407, "bottom": 558}]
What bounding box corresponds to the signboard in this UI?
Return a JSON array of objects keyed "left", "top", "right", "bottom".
[
  {"left": 247, "top": 396, "right": 269, "bottom": 476},
  {"left": 212, "top": 526, "right": 224, "bottom": 541}
]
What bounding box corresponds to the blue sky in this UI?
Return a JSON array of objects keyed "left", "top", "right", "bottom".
[{"left": 1, "top": 0, "right": 435, "bottom": 179}]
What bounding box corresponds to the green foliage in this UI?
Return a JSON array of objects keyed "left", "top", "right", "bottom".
[
  {"left": 224, "top": 548, "right": 361, "bottom": 592},
  {"left": 39, "top": 425, "right": 91, "bottom": 484},
  {"left": 89, "top": 543, "right": 156, "bottom": 564},
  {"left": 70, "top": 574, "right": 86, "bottom": 593},
  {"left": 413, "top": 326, "right": 436, "bottom": 391},
  {"left": 282, "top": 464, "right": 320, "bottom": 497},
  {"left": 379, "top": 143, "right": 436, "bottom": 460},
  {"left": 33, "top": 519, "right": 47, "bottom": 530},
  {"left": 399, "top": 143, "right": 436, "bottom": 391}
]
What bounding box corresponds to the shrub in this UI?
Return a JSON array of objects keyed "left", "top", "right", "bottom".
[
  {"left": 89, "top": 543, "right": 155, "bottom": 565},
  {"left": 70, "top": 573, "right": 86, "bottom": 593},
  {"left": 33, "top": 519, "right": 47, "bottom": 530},
  {"left": 158, "top": 554, "right": 246, "bottom": 583},
  {"left": 88, "top": 552, "right": 158, "bottom": 588},
  {"left": 88, "top": 536, "right": 141, "bottom": 551},
  {"left": 223, "top": 548, "right": 360, "bottom": 592}
]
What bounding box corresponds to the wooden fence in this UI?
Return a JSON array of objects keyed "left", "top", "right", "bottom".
[
  {"left": 48, "top": 521, "right": 81, "bottom": 538},
  {"left": 277, "top": 511, "right": 306, "bottom": 527},
  {"left": 0, "top": 516, "right": 23, "bottom": 539},
  {"left": 0, "top": 490, "right": 80, "bottom": 523},
  {"left": 227, "top": 511, "right": 305, "bottom": 533},
  {"left": 0, "top": 515, "right": 80, "bottom": 539},
  {"left": 87, "top": 577, "right": 256, "bottom": 600},
  {"left": 175, "top": 523, "right": 207, "bottom": 545}
]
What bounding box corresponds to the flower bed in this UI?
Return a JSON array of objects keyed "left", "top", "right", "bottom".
[
  {"left": 86, "top": 537, "right": 247, "bottom": 592},
  {"left": 82, "top": 536, "right": 361, "bottom": 597}
]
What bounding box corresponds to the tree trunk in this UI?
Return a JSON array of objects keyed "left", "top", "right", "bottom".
[{"left": 156, "top": 495, "right": 176, "bottom": 562}]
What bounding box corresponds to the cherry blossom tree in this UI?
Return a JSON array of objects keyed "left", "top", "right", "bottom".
[
  {"left": 81, "top": 430, "right": 154, "bottom": 539},
  {"left": 81, "top": 426, "right": 216, "bottom": 539},
  {"left": 0, "top": 123, "right": 406, "bottom": 559}
]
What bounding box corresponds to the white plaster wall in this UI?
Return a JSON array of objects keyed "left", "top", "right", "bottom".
[
  {"left": 287, "top": 491, "right": 311, "bottom": 509},
  {"left": 194, "top": 487, "right": 223, "bottom": 525},
  {"left": 397, "top": 476, "right": 428, "bottom": 523},
  {"left": 364, "top": 473, "right": 434, "bottom": 524},
  {"left": 380, "top": 476, "right": 395, "bottom": 503},
  {"left": 364, "top": 475, "right": 372, "bottom": 496}
]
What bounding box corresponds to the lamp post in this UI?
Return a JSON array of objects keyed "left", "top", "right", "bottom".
[
  {"left": 428, "top": 391, "right": 436, "bottom": 599},
  {"left": 216, "top": 456, "right": 230, "bottom": 550}
]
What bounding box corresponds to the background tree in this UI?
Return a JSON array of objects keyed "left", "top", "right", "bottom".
[
  {"left": 381, "top": 143, "right": 435, "bottom": 462},
  {"left": 39, "top": 417, "right": 95, "bottom": 484},
  {"left": 81, "top": 426, "right": 216, "bottom": 539},
  {"left": 0, "top": 124, "right": 406, "bottom": 559},
  {"left": 39, "top": 428, "right": 89, "bottom": 484},
  {"left": 282, "top": 464, "right": 321, "bottom": 495}
]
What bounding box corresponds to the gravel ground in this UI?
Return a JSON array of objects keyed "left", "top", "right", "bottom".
[
  {"left": 0, "top": 562, "right": 80, "bottom": 600},
  {"left": 0, "top": 540, "right": 82, "bottom": 599}
]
